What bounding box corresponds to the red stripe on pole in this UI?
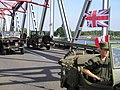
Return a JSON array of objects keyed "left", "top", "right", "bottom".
[
  {"left": 94, "top": 35, "right": 109, "bottom": 47},
  {"left": 105, "top": 35, "right": 109, "bottom": 42},
  {"left": 94, "top": 37, "right": 100, "bottom": 48}
]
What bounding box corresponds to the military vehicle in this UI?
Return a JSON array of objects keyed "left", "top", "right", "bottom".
[
  {"left": 27, "top": 35, "right": 52, "bottom": 50},
  {"left": 0, "top": 31, "right": 24, "bottom": 55},
  {"left": 58, "top": 42, "right": 120, "bottom": 90}
]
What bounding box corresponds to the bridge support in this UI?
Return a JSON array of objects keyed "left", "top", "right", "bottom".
[
  {"left": 50, "top": 0, "right": 54, "bottom": 38},
  {"left": 72, "top": 0, "right": 92, "bottom": 42},
  {"left": 57, "top": 0, "right": 72, "bottom": 42},
  {"left": 39, "top": 0, "right": 49, "bottom": 35}
]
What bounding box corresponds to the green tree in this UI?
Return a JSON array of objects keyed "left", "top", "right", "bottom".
[
  {"left": 71, "top": 31, "right": 75, "bottom": 36},
  {"left": 22, "top": 28, "right": 27, "bottom": 33},
  {"left": 54, "top": 27, "right": 65, "bottom": 37}
]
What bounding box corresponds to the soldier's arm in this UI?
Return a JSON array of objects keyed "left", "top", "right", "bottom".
[
  {"left": 82, "top": 68, "right": 101, "bottom": 80},
  {"left": 82, "top": 57, "right": 101, "bottom": 80}
]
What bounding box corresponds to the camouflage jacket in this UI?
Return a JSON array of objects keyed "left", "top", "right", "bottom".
[{"left": 84, "top": 55, "right": 112, "bottom": 81}]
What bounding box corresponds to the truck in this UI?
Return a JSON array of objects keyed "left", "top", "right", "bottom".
[
  {"left": 27, "top": 31, "right": 52, "bottom": 50},
  {"left": 0, "top": 31, "right": 24, "bottom": 55},
  {"left": 26, "top": 34, "right": 52, "bottom": 50}
]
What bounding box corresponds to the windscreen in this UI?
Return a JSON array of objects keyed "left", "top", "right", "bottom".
[
  {"left": 111, "top": 44, "right": 120, "bottom": 68},
  {"left": 2, "top": 31, "right": 20, "bottom": 38}
]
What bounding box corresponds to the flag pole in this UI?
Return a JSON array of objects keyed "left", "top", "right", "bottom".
[
  {"left": 102, "top": 0, "right": 109, "bottom": 36},
  {"left": 108, "top": 7, "right": 111, "bottom": 41}
]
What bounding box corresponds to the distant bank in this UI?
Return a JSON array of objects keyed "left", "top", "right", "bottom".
[{"left": 75, "top": 39, "right": 120, "bottom": 44}]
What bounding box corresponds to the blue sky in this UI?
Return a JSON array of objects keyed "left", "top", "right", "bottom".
[
  {"left": 54, "top": 0, "right": 120, "bottom": 31},
  {"left": 0, "top": 0, "right": 120, "bottom": 31},
  {"left": 37, "top": 0, "right": 120, "bottom": 31}
]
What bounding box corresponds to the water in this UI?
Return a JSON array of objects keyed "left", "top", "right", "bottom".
[{"left": 74, "top": 39, "right": 120, "bottom": 44}]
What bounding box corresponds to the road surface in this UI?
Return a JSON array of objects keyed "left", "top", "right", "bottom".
[{"left": 0, "top": 48, "right": 67, "bottom": 90}]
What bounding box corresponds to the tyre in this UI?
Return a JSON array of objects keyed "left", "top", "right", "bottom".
[
  {"left": 0, "top": 45, "right": 5, "bottom": 55},
  {"left": 2, "top": 50, "right": 7, "bottom": 55},
  {"left": 20, "top": 48, "right": 24, "bottom": 54},
  {"left": 27, "top": 44, "right": 30, "bottom": 48},
  {"left": 46, "top": 46, "right": 50, "bottom": 50},
  {"left": 32, "top": 44, "right": 37, "bottom": 49},
  {"left": 113, "top": 84, "right": 120, "bottom": 90}
]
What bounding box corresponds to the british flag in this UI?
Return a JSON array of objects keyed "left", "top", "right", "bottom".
[{"left": 85, "top": 8, "right": 110, "bottom": 28}]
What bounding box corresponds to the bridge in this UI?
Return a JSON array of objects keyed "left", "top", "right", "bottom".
[{"left": 0, "top": 0, "right": 110, "bottom": 90}]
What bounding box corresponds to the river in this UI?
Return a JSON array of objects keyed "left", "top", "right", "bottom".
[{"left": 74, "top": 39, "right": 120, "bottom": 44}]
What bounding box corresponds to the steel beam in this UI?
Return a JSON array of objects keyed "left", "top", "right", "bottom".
[
  {"left": 57, "top": 0, "right": 72, "bottom": 42},
  {"left": 39, "top": 0, "right": 49, "bottom": 35},
  {"left": 21, "top": 2, "right": 28, "bottom": 38},
  {"left": 10, "top": 2, "right": 24, "bottom": 31},
  {"left": 50, "top": 0, "right": 54, "bottom": 38},
  {"left": 72, "top": 0, "right": 92, "bottom": 42}
]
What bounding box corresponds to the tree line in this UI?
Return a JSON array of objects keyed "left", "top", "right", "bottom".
[
  {"left": 23, "top": 27, "right": 120, "bottom": 40},
  {"left": 53, "top": 27, "right": 120, "bottom": 40}
]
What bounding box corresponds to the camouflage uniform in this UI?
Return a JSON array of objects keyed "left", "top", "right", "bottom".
[{"left": 84, "top": 55, "right": 112, "bottom": 82}]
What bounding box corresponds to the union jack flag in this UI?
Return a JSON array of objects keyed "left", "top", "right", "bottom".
[{"left": 85, "top": 8, "right": 110, "bottom": 28}]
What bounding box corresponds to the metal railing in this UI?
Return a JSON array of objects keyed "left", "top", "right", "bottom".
[{"left": 51, "top": 40, "right": 98, "bottom": 53}]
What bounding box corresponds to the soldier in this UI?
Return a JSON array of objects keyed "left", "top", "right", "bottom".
[{"left": 82, "top": 42, "right": 112, "bottom": 85}]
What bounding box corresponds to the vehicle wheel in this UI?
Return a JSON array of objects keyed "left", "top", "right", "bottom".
[
  {"left": 113, "top": 84, "right": 120, "bottom": 90},
  {"left": 27, "top": 44, "right": 30, "bottom": 48},
  {"left": 46, "top": 46, "right": 50, "bottom": 50},
  {"left": 20, "top": 48, "right": 24, "bottom": 54},
  {"left": 0, "top": 45, "right": 5, "bottom": 55},
  {"left": 32, "top": 44, "right": 37, "bottom": 49},
  {"left": 2, "top": 50, "right": 7, "bottom": 55}
]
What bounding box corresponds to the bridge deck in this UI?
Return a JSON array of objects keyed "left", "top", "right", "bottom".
[{"left": 0, "top": 48, "right": 67, "bottom": 90}]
